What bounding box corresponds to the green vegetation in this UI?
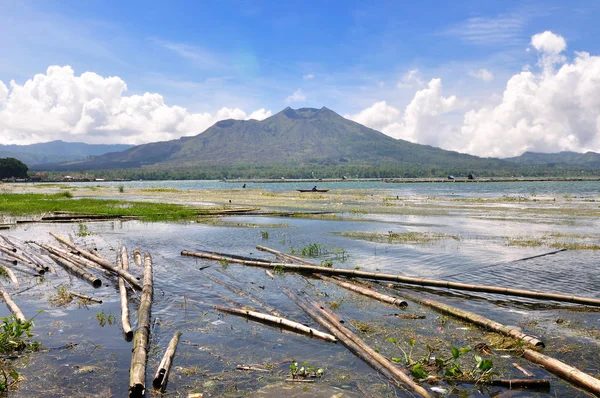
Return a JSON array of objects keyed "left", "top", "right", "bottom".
[
  {"left": 76, "top": 223, "right": 92, "bottom": 237},
  {"left": 260, "top": 230, "right": 269, "bottom": 239},
  {"left": 0, "top": 193, "right": 202, "bottom": 221},
  {"left": 341, "top": 231, "right": 460, "bottom": 244},
  {"left": 95, "top": 311, "right": 116, "bottom": 327},
  {"left": 289, "top": 361, "right": 324, "bottom": 380},
  {"left": 0, "top": 158, "right": 28, "bottom": 179},
  {"left": 49, "top": 286, "right": 73, "bottom": 306},
  {"left": 505, "top": 234, "right": 600, "bottom": 250},
  {"left": 0, "top": 313, "right": 41, "bottom": 392}
]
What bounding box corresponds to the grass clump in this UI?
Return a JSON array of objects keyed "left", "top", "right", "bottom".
[
  {"left": 340, "top": 231, "right": 460, "bottom": 244},
  {"left": 50, "top": 286, "right": 73, "bottom": 306},
  {"left": 0, "top": 193, "right": 202, "bottom": 222}
]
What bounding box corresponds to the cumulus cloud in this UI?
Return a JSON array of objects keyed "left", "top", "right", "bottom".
[
  {"left": 531, "top": 31, "right": 567, "bottom": 72},
  {"left": 350, "top": 79, "right": 457, "bottom": 146},
  {"left": 469, "top": 69, "right": 494, "bottom": 81},
  {"left": 285, "top": 88, "right": 306, "bottom": 103},
  {"left": 397, "top": 68, "right": 424, "bottom": 88},
  {"left": 302, "top": 74, "right": 314, "bottom": 80},
  {"left": 0, "top": 65, "right": 271, "bottom": 145}
]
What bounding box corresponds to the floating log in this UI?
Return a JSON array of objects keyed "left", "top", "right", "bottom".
[
  {"left": 285, "top": 379, "right": 314, "bottom": 383},
  {"left": 387, "top": 285, "right": 544, "bottom": 347},
  {"left": 256, "top": 245, "right": 313, "bottom": 265},
  {"left": 0, "top": 246, "right": 45, "bottom": 274},
  {"left": 181, "top": 250, "right": 600, "bottom": 308},
  {"left": 236, "top": 365, "right": 270, "bottom": 372},
  {"left": 512, "top": 362, "right": 534, "bottom": 377},
  {"left": 317, "top": 274, "right": 408, "bottom": 307},
  {"left": 69, "top": 291, "right": 102, "bottom": 303},
  {"left": 195, "top": 249, "right": 273, "bottom": 264},
  {"left": 152, "top": 330, "right": 182, "bottom": 391},
  {"left": 129, "top": 253, "right": 153, "bottom": 397},
  {"left": 281, "top": 287, "right": 430, "bottom": 397},
  {"left": 214, "top": 304, "right": 337, "bottom": 343},
  {"left": 488, "top": 378, "right": 550, "bottom": 389},
  {"left": 205, "top": 273, "right": 284, "bottom": 318},
  {"left": 36, "top": 242, "right": 109, "bottom": 275},
  {"left": 523, "top": 348, "right": 600, "bottom": 396},
  {"left": 47, "top": 254, "right": 102, "bottom": 288},
  {"left": 119, "top": 245, "right": 133, "bottom": 341},
  {"left": 1, "top": 286, "right": 26, "bottom": 322},
  {"left": 133, "top": 248, "right": 142, "bottom": 266},
  {"left": 0, "top": 257, "right": 17, "bottom": 266},
  {"left": 265, "top": 270, "right": 274, "bottom": 279},
  {"left": 0, "top": 263, "right": 19, "bottom": 286},
  {"left": 51, "top": 233, "right": 141, "bottom": 290},
  {"left": 1, "top": 236, "right": 51, "bottom": 272}
]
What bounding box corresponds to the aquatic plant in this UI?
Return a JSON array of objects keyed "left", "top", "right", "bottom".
[
  {"left": 260, "top": 230, "right": 269, "bottom": 239},
  {"left": 289, "top": 361, "right": 324, "bottom": 379}
]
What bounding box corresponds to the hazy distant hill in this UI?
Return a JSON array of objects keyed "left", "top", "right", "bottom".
[
  {"left": 505, "top": 151, "right": 600, "bottom": 169},
  {"left": 0, "top": 140, "right": 134, "bottom": 166},
  {"left": 59, "top": 107, "right": 508, "bottom": 173}
]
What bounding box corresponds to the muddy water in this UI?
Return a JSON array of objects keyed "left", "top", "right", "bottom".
[{"left": 2, "top": 186, "right": 600, "bottom": 396}]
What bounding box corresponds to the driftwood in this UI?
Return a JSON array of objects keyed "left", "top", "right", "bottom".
[
  {"left": 256, "top": 245, "right": 314, "bottom": 265},
  {"left": 152, "top": 330, "right": 182, "bottom": 391},
  {"left": 119, "top": 245, "right": 133, "bottom": 341},
  {"left": 317, "top": 274, "right": 408, "bottom": 307},
  {"left": 285, "top": 379, "right": 314, "bottom": 383},
  {"left": 512, "top": 362, "right": 534, "bottom": 377},
  {"left": 0, "top": 263, "right": 19, "bottom": 286},
  {"left": 133, "top": 248, "right": 142, "bottom": 266},
  {"left": 69, "top": 291, "right": 103, "bottom": 303},
  {"left": 265, "top": 270, "right": 275, "bottom": 279},
  {"left": 181, "top": 249, "right": 600, "bottom": 308},
  {"left": 488, "top": 378, "right": 550, "bottom": 389},
  {"left": 47, "top": 253, "right": 102, "bottom": 288},
  {"left": 36, "top": 243, "right": 110, "bottom": 275},
  {"left": 205, "top": 273, "right": 283, "bottom": 318},
  {"left": 281, "top": 287, "right": 431, "bottom": 397},
  {"left": 523, "top": 348, "right": 600, "bottom": 395},
  {"left": 236, "top": 365, "right": 270, "bottom": 372},
  {"left": 0, "top": 246, "right": 45, "bottom": 274},
  {"left": 1, "top": 287, "right": 27, "bottom": 322},
  {"left": 129, "top": 253, "right": 153, "bottom": 397},
  {"left": 51, "top": 233, "right": 142, "bottom": 290},
  {"left": 214, "top": 304, "right": 337, "bottom": 343},
  {"left": 387, "top": 285, "right": 544, "bottom": 347},
  {"left": 1, "top": 236, "right": 52, "bottom": 272}
]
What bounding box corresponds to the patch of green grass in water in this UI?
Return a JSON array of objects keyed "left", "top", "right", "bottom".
[
  {"left": 340, "top": 231, "right": 460, "bottom": 243},
  {"left": 0, "top": 193, "right": 202, "bottom": 222}
]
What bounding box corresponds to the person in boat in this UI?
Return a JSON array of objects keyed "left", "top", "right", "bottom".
[{"left": 312, "top": 185, "right": 317, "bottom": 191}]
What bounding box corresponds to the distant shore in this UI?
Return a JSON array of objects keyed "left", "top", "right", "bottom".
[{"left": 222, "top": 176, "right": 600, "bottom": 184}]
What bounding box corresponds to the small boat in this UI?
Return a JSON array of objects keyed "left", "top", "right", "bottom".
[{"left": 297, "top": 189, "right": 329, "bottom": 193}]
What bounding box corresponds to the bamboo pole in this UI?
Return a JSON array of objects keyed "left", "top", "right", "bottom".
[
  {"left": 133, "top": 248, "right": 142, "bottom": 266},
  {"left": 214, "top": 304, "right": 337, "bottom": 343},
  {"left": 181, "top": 250, "right": 600, "bottom": 308},
  {"left": 512, "top": 362, "right": 534, "bottom": 377},
  {"left": 256, "top": 245, "right": 314, "bottom": 265},
  {"left": 69, "top": 291, "right": 103, "bottom": 303},
  {"left": 0, "top": 263, "right": 19, "bottom": 286},
  {"left": 1, "top": 287, "right": 26, "bottom": 322},
  {"left": 51, "top": 233, "right": 141, "bottom": 290},
  {"left": 47, "top": 254, "right": 102, "bottom": 288},
  {"left": 205, "top": 273, "right": 284, "bottom": 317},
  {"left": 36, "top": 243, "right": 110, "bottom": 275},
  {"left": 129, "top": 253, "right": 153, "bottom": 397},
  {"left": 152, "top": 331, "right": 182, "bottom": 391},
  {"left": 119, "top": 245, "right": 133, "bottom": 341},
  {"left": 523, "top": 348, "right": 600, "bottom": 395},
  {"left": 317, "top": 274, "right": 408, "bottom": 307},
  {"left": 0, "top": 246, "right": 45, "bottom": 274},
  {"left": 387, "top": 285, "right": 544, "bottom": 347},
  {"left": 0, "top": 237, "right": 51, "bottom": 272}
]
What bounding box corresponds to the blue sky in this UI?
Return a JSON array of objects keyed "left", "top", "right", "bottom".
[{"left": 2, "top": 0, "right": 600, "bottom": 156}]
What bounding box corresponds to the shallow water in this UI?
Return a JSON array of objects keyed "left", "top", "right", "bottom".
[{"left": 2, "top": 183, "right": 600, "bottom": 397}]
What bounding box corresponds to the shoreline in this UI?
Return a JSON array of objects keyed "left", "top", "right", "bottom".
[{"left": 222, "top": 176, "right": 600, "bottom": 184}]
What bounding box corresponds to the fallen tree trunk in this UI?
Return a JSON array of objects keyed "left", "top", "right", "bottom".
[
  {"left": 1, "top": 286, "right": 27, "bottom": 322},
  {"left": 152, "top": 330, "right": 182, "bottom": 392},
  {"left": 119, "top": 245, "right": 133, "bottom": 341},
  {"left": 386, "top": 285, "right": 544, "bottom": 347},
  {"left": 317, "top": 274, "right": 408, "bottom": 307},
  {"left": 281, "top": 287, "right": 431, "bottom": 397},
  {"left": 523, "top": 348, "right": 600, "bottom": 396},
  {"left": 51, "top": 233, "right": 141, "bottom": 290},
  {"left": 47, "top": 253, "right": 102, "bottom": 288},
  {"left": 0, "top": 263, "right": 19, "bottom": 286},
  {"left": 214, "top": 304, "right": 337, "bottom": 343},
  {"left": 129, "top": 253, "right": 153, "bottom": 397},
  {"left": 180, "top": 250, "right": 600, "bottom": 308}
]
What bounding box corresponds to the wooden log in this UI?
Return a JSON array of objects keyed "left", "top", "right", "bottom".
[
  {"left": 523, "top": 348, "right": 600, "bottom": 395},
  {"left": 281, "top": 288, "right": 431, "bottom": 397},
  {"left": 388, "top": 286, "right": 544, "bottom": 347},
  {"left": 129, "top": 252, "right": 153, "bottom": 397},
  {"left": 488, "top": 378, "right": 550, "bottom": 389},
  {"left": 0, "top": 237, "right": 51, "bottom": 272},
  {"left": 205, "top": 273, "right": 284, "bottom": 318},
  {"left": 285, "top": 379, "right": 314, "bottom": 383},
  {"left": 512, "top": 362, "right": 534, "bottom": 377},
  {"left": 236, "top": 365, "right": 270, "bottom": 372},
  {"left": 152, "top": 331, "right": 182, "bottom": 391},
  {"left": 0, "top": 262, "right": 19, "bottom": 286},
  {"left": 51, "top": 233, "right": 142, "bottom": 290},
  {"left": 36, "top": 243, "right": 110, "bottom": 275},
  {"left": 119, "top": 245, "right": 133, "bottom": 341},
  {"left": 0, "top": 257, "right": 17, "bottom": 266},
  {"left": 317, "top": 274, "right": 408, "bottom": 307},
  {"left": 181, "top": 250, "right": 600, "bottom": 308},
  {"left": 214, "top": 304, "right": 337, "bottom": 343},
  {"left": 265, "top": 270, "right": 274, "bottom": 279},
  {"left": 1, "top": 286, "right": 27, "bottom": 322},
  {"left": 69, "top": 291, "right": 102, "bottom": 303},
  {"left": 133, "top": 248, "right": 142, "bottom": 266},
  {"left": 0, "top": 246, "right": 45, "bottom": 274},
  {"left": 256, "top": 245, "right": 314, "bottom": 265},
  {"left": 47, "top": 253, "right": 102, "bottom": 288}
]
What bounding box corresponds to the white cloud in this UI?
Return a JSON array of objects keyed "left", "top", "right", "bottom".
[
  {"left": 303, "top": 74, "right": 314, "bottom": 80},
  {"left": 469, "top": 68, "right": 494, "bottom": 81},
  {"left": 285, "top": 88, "right": 306, "bottom": 103},
  {"left": 443, "top": 15, "right": 526, "bottom": 46},
  {"left": 397, "top": 68, "right": 424, "bottom": 88},
  {"left": 350, "top": 79, "right": 457, "bottom": 146},
  {"left": 531, "top": 31, "right": 567, "bottom": 72},
  {"left": 0, "top": 80, "right": 8, "bottom": 102},
  {"left": 248, "top": 108, "right": 272, "bottom": 120},
  {"left": 0, "top": 65, "right": 271, "bottom": 145}
]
